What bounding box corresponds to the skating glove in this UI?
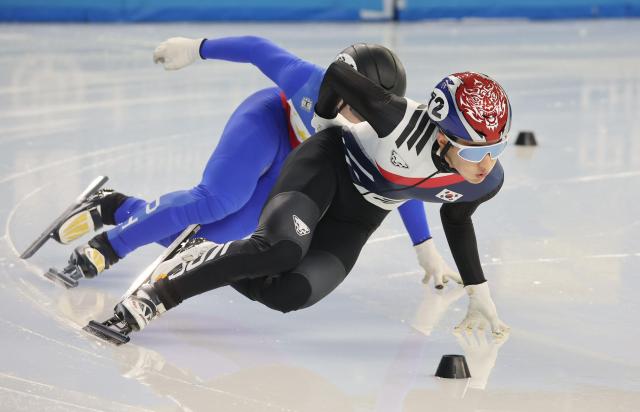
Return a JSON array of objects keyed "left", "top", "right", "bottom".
[
  {"left": 415, "top": 238, "right": 462, "bottom": 289},
  {"left": 153, "top": 37, "right": 204, "bottom": 70},
  {"left": 456, "top": 282, "right": 510, "bottom": 337}
]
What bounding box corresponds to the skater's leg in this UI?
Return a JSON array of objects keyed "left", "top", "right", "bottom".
[
  {"left": 112, "top": 197, "right": 147, "bottom": 225},
  {"left": 116, "top": 185, "right": 332, "bottom": 332},
  {"left": 231, "top": 248, "right": 348, "bottom": 313},
  {"left": 103, "top": 88, "right": 286, "bottom": 259},
  {"left": 232, "top": 188, "right": 388, "bottom": 313},
  {"left": 155, "top": 158, "right": 283, "bottom": 247},
  {"left": 168, "top": 190, "right": 327, "bottom": 302}
]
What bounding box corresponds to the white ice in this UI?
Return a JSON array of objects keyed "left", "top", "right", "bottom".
[{"left": 0, "top": 20, "right": 639, "bottom": 411}]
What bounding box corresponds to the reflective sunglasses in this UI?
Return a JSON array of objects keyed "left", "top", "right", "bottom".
[{"left": 443, "top": 133, "right": 509, "bottom": 163}]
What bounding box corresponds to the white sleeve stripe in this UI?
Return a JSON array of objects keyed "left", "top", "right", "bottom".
[
  {"left": 205, "top": 244, "right": 224, "bottom": 262},
  {"left": 345, "top": 148, "right": 374, "bottom": 181},
  {"left": 220, "top": 242, "right": 232, "bottom": 256}
]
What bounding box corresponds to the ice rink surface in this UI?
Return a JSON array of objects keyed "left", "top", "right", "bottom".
[{"left": 0, "top": 20, "right": 639, "bottom": 411}]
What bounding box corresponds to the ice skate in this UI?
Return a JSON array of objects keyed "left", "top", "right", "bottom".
[
  {"left": 45, "top": 234, "right": 118, "bottom": 288},
  {"left": 21, "top": 176, "right": 109, "bottom": 259},
  {"left": 84, "top": 281, "right": 167, "bottom": 344},
  {"left": 51, "top": 188, "right": 117, "bottom": 245},
  {"left": 84, "top": 224, "right": 200, "bottom": 345},
  {"left": 117, "top": 284, "right": 166, "bottom": 331}
]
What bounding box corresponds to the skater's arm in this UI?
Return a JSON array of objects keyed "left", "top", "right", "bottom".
[
  {"left": 402, "top": 200, "right": 463, "bottom": 289},
  {"left": 199, "top": 36, "right": 319, "bottom": 98},
  {"left": 316, "top": 61, "right": 406, "bottom": 137},
  {"left": 439, "top": 181, "right": 503, "bottom": 286},
  {"left": 398, "top": 200, "right": 431, "bottom": 245}
]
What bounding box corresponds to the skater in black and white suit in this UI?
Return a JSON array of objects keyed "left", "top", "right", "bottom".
[{"left": 115, "top": 61, "right": 513, "bottom": 339}]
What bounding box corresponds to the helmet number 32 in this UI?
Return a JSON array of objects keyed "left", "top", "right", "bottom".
[{"left": 428, "top": 89, "right": 449, "bottom": 121}]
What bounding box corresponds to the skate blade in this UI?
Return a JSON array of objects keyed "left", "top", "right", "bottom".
[
  {"left": 20, "top": 175, "right": 108, "bottom": 259},
  {"left": 83, "top": 320, "right": 130, "bottom": 345},
  {"left": 44, "top": 267, "right": 79, "bottom": 289}
]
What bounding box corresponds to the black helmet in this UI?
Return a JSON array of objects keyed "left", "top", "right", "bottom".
[{"left": 336, "top": 43, "right": 407, "bottom": 97}]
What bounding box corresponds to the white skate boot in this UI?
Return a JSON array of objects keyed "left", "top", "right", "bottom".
[{"left": 115, "top": 284, "right": 166, "bottom": 332}]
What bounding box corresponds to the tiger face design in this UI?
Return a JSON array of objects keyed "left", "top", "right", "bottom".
[{"left": 454, "top": 73, "right": 509, "bottom": 141}]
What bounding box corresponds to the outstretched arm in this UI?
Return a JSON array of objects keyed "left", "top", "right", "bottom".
[
  {"left": 440, "top": 181, "right": 509, "bottom": 336},
  {"left": 439, "top": 181, "right": 503, "bottom": 286},
  {"left": 199, "top": 36, "right": 319, "bottom": 97},
  {"left": 154, "top": 36, "right": 319, "bottom": 98}
]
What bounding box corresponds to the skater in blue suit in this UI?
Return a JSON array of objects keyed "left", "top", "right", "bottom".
[{"left": 48, "top": 36, "right": 460, "bottom": 290}]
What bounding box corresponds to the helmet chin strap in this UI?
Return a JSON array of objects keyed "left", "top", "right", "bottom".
[{"left": 433, "top": 141, "right": 458, "bottom": 174}]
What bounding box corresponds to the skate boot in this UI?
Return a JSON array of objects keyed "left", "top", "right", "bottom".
[
  {"left": 84, "top": 282, "right": 171, "bottom": 345},
  {"left": 21, "top": 176, "right": 109, "bottom": 259},
  {"left": 115, "top": 283, "right": 166, "bottom": 332},
  {"left": 83, "top": 224, "right": 201, "bottom": 345},
  {"left": 53, "top": 188, "right": 126, "bottom": 245},
  {"left": 45, "top": 233, "right": 119, "bottom": 288}
]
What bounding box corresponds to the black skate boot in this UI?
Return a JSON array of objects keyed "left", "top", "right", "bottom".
[
  {"left": 45, "top": 233, "right": 119, "bottom": 288},
  {"left": 21, "top": 176, "right": 128, "bottom": 259},
  {"left": 21, "top": 176, "right": 108, "bottom": 259}
]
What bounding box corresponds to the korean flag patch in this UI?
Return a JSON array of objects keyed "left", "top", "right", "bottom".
[{"left": 436, "top": 188, "right": 463, "bottom": 202}]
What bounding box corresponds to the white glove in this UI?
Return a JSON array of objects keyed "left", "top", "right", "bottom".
[
  {"left": 415, "top": 238, "right": 462, "bottom": 289},
  {"left": 311, "top": 112, "right": 349, "bottom": 133},
  {"left": 153, "top": 37, "right": 204, "bottom": 70},
  {"left": 456, "top": 282, "right": 510, "bottom": 337}
]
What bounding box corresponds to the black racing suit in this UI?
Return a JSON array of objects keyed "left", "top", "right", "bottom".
[
  {"left": 156, "top": 128, "right": 388, "bottom": 313},
  {"left": 155, "top": 61, "right": 502, "bottom": 314}
]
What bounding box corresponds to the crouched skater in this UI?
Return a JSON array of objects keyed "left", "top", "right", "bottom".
[{"left": 90, "top": 59, "right": 513, "bottom": 343}]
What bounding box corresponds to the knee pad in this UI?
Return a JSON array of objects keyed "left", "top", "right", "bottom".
[{"left": 253, "top": 191, "right": 321, "bottom": 260}]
